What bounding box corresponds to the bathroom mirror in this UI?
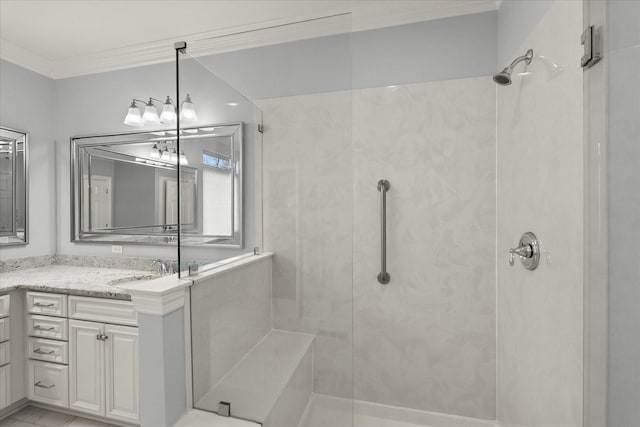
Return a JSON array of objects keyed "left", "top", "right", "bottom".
[
  {"left": 0, "top": 126, "right": 28, "bottom": 246},
  {"left": 71, "top": 123, "right": 242, "bottom": 247}
]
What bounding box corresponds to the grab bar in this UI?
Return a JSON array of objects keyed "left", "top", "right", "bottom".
[{"left": 377, "top": 179, "right": 391, "bottom": 284}]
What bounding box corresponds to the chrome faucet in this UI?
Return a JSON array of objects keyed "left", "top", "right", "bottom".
[{"left": 152, "top": 259, "right": 168, "bottom": 275}]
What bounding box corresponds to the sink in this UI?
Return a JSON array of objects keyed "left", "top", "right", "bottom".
[{"left": 108, "top": 275, "right": 158, "bottom": 287}]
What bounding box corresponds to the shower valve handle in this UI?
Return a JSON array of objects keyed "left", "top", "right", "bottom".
[
  {"left": 508, "top": 232, "right": 540, "bottom": 270},
  {"left": 509, "top": 244, "right": 533, "bottom": 265}
]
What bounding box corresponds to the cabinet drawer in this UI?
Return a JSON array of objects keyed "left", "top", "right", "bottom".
[
  {"left": 0, "top": 294, "right": 9, "bottom": 318},
  {"left": 0, "top": 341, "right": 9, "bottom": 365},
  {"left": 28, "top": 360, "right": 69, "bottom": 408},
  {"left": 27, "top": 292, "right": 67, "bottom": 317},
  {"left": 0, "top": 364, "right": 10, "bottom": 410},
  {"left": 28, "top": 337, "right": 69, "bottom": 364},
  {"left": 69, "top": 296, "right": 137, "bottom": 326},
  {"left": 29, "top": 315, "right": 68, "bottom": 341},
  {"left": 0, "top": 317, "right": 9, "bottom": 342}
]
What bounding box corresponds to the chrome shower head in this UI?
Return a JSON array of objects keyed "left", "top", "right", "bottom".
[
  {"left": 493, "top": 69, "right": 512, "bottom": 85},
  {"left": 493, "top": 49, "right": 534, "bottom": 86}
]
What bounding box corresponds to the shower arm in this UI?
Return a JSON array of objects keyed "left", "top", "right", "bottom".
[{"left": 503, "top": 49, "right": 534, "bottom": 72}]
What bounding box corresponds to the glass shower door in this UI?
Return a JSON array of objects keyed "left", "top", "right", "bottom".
[{"left": 179, "top": 14, "right": 353, "bottom": 427}]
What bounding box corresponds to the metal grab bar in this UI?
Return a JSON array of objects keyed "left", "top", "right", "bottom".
[{"left": 377, "top": 179, "right": 391, "bottom": 284}]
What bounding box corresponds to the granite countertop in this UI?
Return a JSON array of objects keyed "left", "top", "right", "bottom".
[{"left": 0, "top": 265, "right": 158, "bottom": 300}]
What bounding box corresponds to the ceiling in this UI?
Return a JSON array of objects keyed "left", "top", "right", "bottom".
[{"left": 0, "top": 0, "right": 498, "bottom": 79}]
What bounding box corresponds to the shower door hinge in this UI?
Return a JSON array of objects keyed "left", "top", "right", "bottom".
[
  {"left": 258, "top": 123, "right": 264, "bottom": 133},
  {"left": 581, "top": 25, "right": 602, "bottom": 69}
]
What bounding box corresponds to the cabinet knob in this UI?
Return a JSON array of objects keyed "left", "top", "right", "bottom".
[{"left": 96, "top": 334, "right": 109, "bottom": 341}]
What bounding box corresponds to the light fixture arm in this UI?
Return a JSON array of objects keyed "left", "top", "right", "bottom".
[{"left": 131, "top": 97, "right": 168, "bottom": 108}]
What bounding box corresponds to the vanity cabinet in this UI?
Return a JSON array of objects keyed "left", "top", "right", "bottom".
[
  {"left": 0, "top": 294, "right": 10, "bottom": 410},
  {"left": 26, "top": 291, "right": 70, "bottom": 408},
  {"left": 22, "top": 292, "right": 139, "bottom": 425},
  {"left": 69, "top": 297, "right": 139, "bottom": 424}
]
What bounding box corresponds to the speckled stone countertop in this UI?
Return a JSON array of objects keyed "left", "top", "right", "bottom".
[{"left": 0, "top": 265, "right": 158, "bottom": 300}]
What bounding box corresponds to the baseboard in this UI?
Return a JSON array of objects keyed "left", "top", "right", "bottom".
[
  {"left": 0, "top": 398, "right": 29, "bottom": 420},
  {"left": 29, "top": 401, "right": 139, "bottom": 427}
]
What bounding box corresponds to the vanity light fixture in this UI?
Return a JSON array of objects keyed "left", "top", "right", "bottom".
[
  {"left": 160, "top": 147, "right": 171, "bottom": 162},
  {"left": 180, "top": 94, "right": 198, "bottom": 123},
  {"left": 142, "top": 99, "right": 161, "bottom": 124},
  {"left": 179, "top": 150, "right": 188, "bottom": 165},
  {"left": 170, "top": 148, "right": 178, "bottom": 163},
  {"left": 159, "top": 96, "right": 177, "bottom": 123},
  {"left": 123, "top": 100, "right": 144, "bottom": 126},
  {"left": 124, "top": 95, "right": 193, "bottom": 127},
  {"left": 149, "top": 144, "right": 161, "bottom": 159}
]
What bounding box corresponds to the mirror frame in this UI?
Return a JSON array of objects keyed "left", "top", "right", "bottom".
[
  {"left": 70, "top": 122, "right": 242, "bottom": 247},
  {"left": 0, "top": 126, "right": 29, "bottom": 246}
]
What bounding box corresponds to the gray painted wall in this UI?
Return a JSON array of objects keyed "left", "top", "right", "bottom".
[
  {"left": 607, "top": 1, "right": 640, "bottom": 425},
  {"left": 200, "top": 11, "right": 497, "bottom": 99},
  {"left": 497, "top": 0, "right": 554, "bottom": 66},
  {"left": 0, "top": 59, "right": 56, "bottom": 260},
  {"left": 54, "top": 59, "right": 258, "bottom": 263}
]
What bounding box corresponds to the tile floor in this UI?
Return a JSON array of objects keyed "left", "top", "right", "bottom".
[{"left": 0, "top": 406, "right": 120, "bottom": 427}]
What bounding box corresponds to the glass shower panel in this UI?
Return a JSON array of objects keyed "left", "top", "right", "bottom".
[
  {"left": 176, "top": 50, "right": 260, "bottom": 272},
  {"left": 182, "top": 14, "right": 353, "bottom": 427}
]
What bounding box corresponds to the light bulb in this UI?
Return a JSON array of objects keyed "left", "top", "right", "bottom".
[
  {"left": 149, "top": 144, "right": 161, "bottom": 159},
  {"left": 160, "top": 96, "right": 177, "bottom": 123},
  {"left": 142, "top": 98, "right": 160, "bottom": 124},
  {"left": 180, "top": 94, "right": 198, "bottom": 123},
  {"left": 123, "top": 100, "right": 144, "bottom": 126}
]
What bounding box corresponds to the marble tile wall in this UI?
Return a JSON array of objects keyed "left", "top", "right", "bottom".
[
  {"left": 258, "top": 91, "right": 354, "bottom": 399},
  {"left": 260, "top": 76, "right": 496, "bottom": 418},
  {"left": 496, "top": 1, "right": 584, "bottom": 426},
  {"left": 353, "top": 77, "right": 496, "bottom": 419}
]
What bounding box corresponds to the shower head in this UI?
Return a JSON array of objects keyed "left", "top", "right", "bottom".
[
  {"left": 493, "top": 49, "right": 534, "bottom": 86},
  {"left": 493, "top": 69, "right": 512, "bottom": 85}
]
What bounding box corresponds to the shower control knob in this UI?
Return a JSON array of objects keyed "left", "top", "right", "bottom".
[{"left": 508, "top": 232, "right": 540, "bottom": 270}]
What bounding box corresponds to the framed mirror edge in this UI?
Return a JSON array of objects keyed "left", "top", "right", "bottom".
[
  {"left": 0, "top": 125, "right": 29, "bottom": 246},
  {"left": 69, "top": 122, "right": 243, "bottom": 248}
]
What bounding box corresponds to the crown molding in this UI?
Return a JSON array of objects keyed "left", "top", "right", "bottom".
[
  {"left": 0, "top": 39, "right": 55, "bottom": 77},
  {"left": 1, "top": 1, "right": 497, "bottom": 80}
]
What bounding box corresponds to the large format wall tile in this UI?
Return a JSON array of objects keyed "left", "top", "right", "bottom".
[
  {"left": 190, "top": 257, "right": 272, "bottom": 406},
  {"left": 259, "top": 92, "right": 354, "bottom": 398},
  {"left": 496, "top": 1, "right": 584, "bottom": 426},
  {"left": 261, "top": 77, "right": 497, "bottom": 418},
  {"left": 352, "top": 77, "right": 496, "bottom": 419}
]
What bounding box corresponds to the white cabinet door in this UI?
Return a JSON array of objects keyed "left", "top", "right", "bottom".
[
  {"left": 69, "top": 319, "right": 104, "bottom": 416},
  {"left": 104, "top": 324, "right": 138, "bottom": 423},
  {"left": 0, "top": 364, "right": 9, "bottom": 410}
]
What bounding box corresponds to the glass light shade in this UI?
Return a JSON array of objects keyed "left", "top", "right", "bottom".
[
  {"left": 123, "top": 102, "right": 144, "bottom": 126},
  {"left": 160, "top": 149, "right": 171, "bottom": 162},
  {"left": 170, "top": 149, "right": 178, "bottom": 163},
  {"left": 180, "top": 94, "right": 198, "bottom": 122},
  {"left": 160, "top": 97, "right": 177, "bottom": 123},
  {"left": 143, "top": 103, "right": 161, "bottom": 124},
  {"left": 179, "top": 150, "right": 188, "bottom": 165},
  {"left": 149, "top": 144, "right": 161, "bottom": 159}
]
